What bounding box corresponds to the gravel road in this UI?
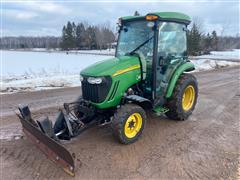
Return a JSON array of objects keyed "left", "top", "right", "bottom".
[{"left": 0, "top": 67, "right": 239, "bottom": 179}]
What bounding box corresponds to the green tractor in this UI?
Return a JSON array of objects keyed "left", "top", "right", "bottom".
[{"left": 17, "top": 12, "right": 198, "bottom": 176}]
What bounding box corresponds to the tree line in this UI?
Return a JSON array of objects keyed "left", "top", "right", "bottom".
[
  {"left": 0, "top": 15, "right": 239, "bottom": 55},
  {"left": 0, "top": 21, "right": 116, "bottom": 51},
  {"left": 187, "top": 22, "right": 240, "bottom": 55},
  {"left": 0, "top": 36, "right": 61, "bottom": 49},
  {"left": 60, "top": 21, "right": 116, "bottom": 50}
]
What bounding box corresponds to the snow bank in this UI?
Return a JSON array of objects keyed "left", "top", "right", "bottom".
[
  {"left": 1, "top": 74, "right": 80, "bottom": 93},
  {"left": 196, "top": 49, "right": 240, "bottom": 60},
  {"left": 1, "top": 50, "right": 239, "bottom": 94},
  {"left": 191, "top": 59, "right": 239, "bottom": 72},
  {"left": 210, "top": 49, "right": 240, "bottom": 58}
]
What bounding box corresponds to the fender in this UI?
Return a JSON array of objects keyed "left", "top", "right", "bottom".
[{"left": 165, "top": 62, "right": 195, "bottom": 98}]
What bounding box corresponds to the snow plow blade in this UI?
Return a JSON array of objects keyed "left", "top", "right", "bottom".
[{"left": 17, "top": 105, "right": 75, "bottom": 177}]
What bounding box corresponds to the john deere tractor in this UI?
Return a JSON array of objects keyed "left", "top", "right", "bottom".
[{"left": 17, "top": 12, "right": 198, "bottom": 176}]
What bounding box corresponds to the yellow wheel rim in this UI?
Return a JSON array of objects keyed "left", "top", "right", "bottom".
[
  {"left": 124, "top": 113, "right": 142, "bottom": 138},
  {"left": 182, "top": 85, "right": 195, "bottom": 111}
]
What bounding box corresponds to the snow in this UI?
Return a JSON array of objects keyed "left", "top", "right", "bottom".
[
  {"left": 191, "top": 59, "right": 239, "bottom": 72},
  {"left": 1, "top": 50, "right": 110, "bottom": 93},
  {"left": 1, "top": 50, "right": 239, "bottom": 94},
  {"left": 210, "top": 49, "right": 240, "bottom": 58},
  {"left": 1, "top": 50, "right": 111, "bottom": 77},
  {"left": 14, "top": 48, "right": 116, "bottom": 56},
  {"left": 1, "top": 74, "right": 80, "bottom": 93},
  {"left": 68, "top": 49, "right": 115, "bottom": 55},
  {"left": 195, "top": 49, "right": 240, "bottom": 60}
]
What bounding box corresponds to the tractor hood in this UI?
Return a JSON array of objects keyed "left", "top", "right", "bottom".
[{"left": 80, "top": 56, "right": 140, "bottom": 77}]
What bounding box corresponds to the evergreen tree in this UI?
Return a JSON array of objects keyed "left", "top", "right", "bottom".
[
  {"left": 61, "top": 21, "right": 115, "bottom": 50},
  {"left": 60, "top": 25, "right": 68, "bottom": 50},
  {"left": 202, "top": 33, "right": 212, "bottom": 53},
  {"left": 66, "top": 21, "right": 75, "bottom": 49},
  {"left": 76, "top": 23, "right": 86, "bottom": 49},
  {"left": 72, "top": 22, "right": 77, "bottom": 48},
  {"left": 211, "top": 30, "right": 218, "bottom": 51},
  {"left": 61, "top": 21, "right": 75, "bottom": 50},
  {"left": 187, "top": 23, "right": 201, "bottom": 55}
]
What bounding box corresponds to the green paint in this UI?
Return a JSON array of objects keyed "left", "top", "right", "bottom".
[
  {"left": 153, "top": 106, "right": 169, "bottom": 114},
  {"left": 121, "top": 16, "right": 143, "bottom": 21},
  {"left": 150, "top": 12, "right": 191, "bottom": 24},
  {"left": 80, "top": 56, "right": 141, "bottom": 109},
  {"left": 165, "top": 62, "right": 195, "bottom": 98},
  {"left": 121, "top": 12, "right": 191, "bottom": 25},
  {"left": 80, "top": 56, "right": 139, "bottom": 77},
  {"left": 80, "top": 12, "right": 193, "bottom": 110}
]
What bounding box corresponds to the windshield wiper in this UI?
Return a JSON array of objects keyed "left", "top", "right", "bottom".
[{"left": 127, "top": 35, "right": 154, "bottom": 55}]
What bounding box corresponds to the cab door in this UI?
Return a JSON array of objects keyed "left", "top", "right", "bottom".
[{"left": 155, "top": 22, "right": 187, "bottom": 105}]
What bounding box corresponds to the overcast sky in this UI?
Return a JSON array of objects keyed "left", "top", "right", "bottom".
[{"left": 2, "top": 0, "right": 239, "bottom": 37}]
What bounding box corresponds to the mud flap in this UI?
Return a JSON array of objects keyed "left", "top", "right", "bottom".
[{"left": 17, "top": 106, "right": 75, "bottom": 176}]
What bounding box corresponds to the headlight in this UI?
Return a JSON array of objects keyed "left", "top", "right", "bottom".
[
  {"left": 87, "top": 77, "right": 102, "bottom": 84},
  {"left": 80, "top": 75, "right": 84, "bottom": 81}
]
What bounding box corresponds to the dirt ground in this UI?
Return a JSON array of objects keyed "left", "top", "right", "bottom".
[{"left": 0, "top": 67, "right": 239, "bottom": 180}]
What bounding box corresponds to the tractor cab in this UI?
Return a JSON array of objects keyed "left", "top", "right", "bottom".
[{"left": 116, "top": 12, "right": 192, "bottom": 105}]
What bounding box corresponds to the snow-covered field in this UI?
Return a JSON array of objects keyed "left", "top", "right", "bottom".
[
  {"left": 9, "top": 48, "right": 115, "bottom": 56},
  {"left": 1, "top": 51, "right": 110, "bottom": 93},
  {"left": 1, "top": 50, "right": 239, "bottom": 94}
]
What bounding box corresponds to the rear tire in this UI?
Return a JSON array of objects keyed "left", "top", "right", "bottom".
[
  {"left": 111, "top": 104, "right": 146, "bottom": 144},
  {"left": 165, "top": 73, "right": 198, "bottom": 120}
]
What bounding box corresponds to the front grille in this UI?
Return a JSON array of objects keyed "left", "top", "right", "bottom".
[{"left": 81, "top": 76, "right": 112, "bottom": 103}]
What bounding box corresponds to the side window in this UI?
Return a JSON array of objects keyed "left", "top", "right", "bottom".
[{"left": 158, "top": 22, "right": 186, "bottom": 58}]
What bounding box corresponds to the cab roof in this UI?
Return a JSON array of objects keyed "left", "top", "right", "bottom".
[{"left": 120, "top": 12, "right": 191, "bottom": 25}]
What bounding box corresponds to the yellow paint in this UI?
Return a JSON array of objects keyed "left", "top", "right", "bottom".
[
  {"left": 112, "top": 64, "right": 140, "bottom": 77},
  {"left": 63, "top": 167, "right": 75, "bottom": 177},
  {"left": 124, "top": 113, "right": 142, "bottom": 138},
  {"left": 182, "top": 85, "right": 195, "bottom": 111}
]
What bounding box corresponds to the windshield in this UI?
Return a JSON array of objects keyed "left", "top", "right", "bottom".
[{"left": 116, "top": 21, "right": 154, "bottom": 60}]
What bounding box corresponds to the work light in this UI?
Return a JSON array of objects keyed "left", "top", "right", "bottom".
[{"left": 87, "top": 77, "right": 103, "bottom": 84}]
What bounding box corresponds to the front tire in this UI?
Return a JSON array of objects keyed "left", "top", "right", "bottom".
[
  {"left": 165, "top": 73, "right": 198, "bottom": 120},
  {"left": 111, "top": 104, "right": 146, "bottom": 144}
]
